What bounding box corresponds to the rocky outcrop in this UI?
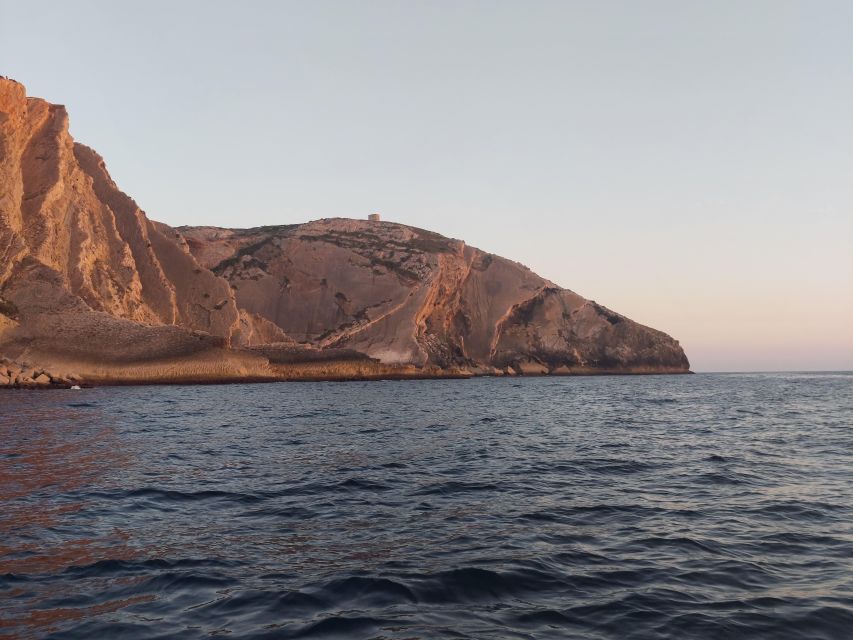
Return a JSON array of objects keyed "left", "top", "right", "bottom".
[
  {"left": 0, "top": 78, "right": 289, "bottom": 383},
  {"left": 0, "top": 356, "right": 81, "bottom": 388},
  {"left": 180, "top": 219, "right": 689, "bottom": 375},
  {"left": 0, "top": 78, "right": 689, "bottom": 385}
]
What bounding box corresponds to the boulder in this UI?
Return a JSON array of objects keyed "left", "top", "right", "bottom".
[{"left": 516, "top": 360, "right": 549, "bottom": 375}]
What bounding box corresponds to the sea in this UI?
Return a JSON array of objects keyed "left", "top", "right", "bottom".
[{"left": 1, "top": 373, "right": 851, "bottom": 639}]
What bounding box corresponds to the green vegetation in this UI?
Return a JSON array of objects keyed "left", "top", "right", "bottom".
[
  {"left": 472, "top": 253, "right": 493, "bottom": 271},
  {"left": 408, "top": 229, "right": 456, "bottom": 254},
  {"left": 369, "top": 257, "right": 420, "bottom": 281},
  {"left": 300, "top": 230, "right": 382, "bottom": 250},
  {"left": 243, "top": 224, "right": 298, "bottom": 235},
  {"left": 301, "top": 227, "right": 454, "bottom": 255},
  {"left": 0, "top": 297, "right": 19, "bottom": 320},
  {"left": 592, "top": 302, "right": 623, "bottom": 325},
  {"left": 213, "top": 237, "right": 275, "bottom": 273}
]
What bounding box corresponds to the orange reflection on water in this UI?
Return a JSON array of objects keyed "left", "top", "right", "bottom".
[
  {"left": 0, "top": 401, "right": 145, "bottom": 636},
  {"left": 0, "top": 593, "right": 156, "bottom": 638}
]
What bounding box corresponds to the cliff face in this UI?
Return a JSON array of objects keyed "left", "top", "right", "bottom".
[
  {"left": 0, "top": 78, "right": 688, "bottom": 386},
  {"left": 0, "top": 80, "right": 237, "bottom": 332},
  {"left": 0, "top": 78, "right": 286, "bottom": 382},
  {"left": 180, "top": 220, "right": 689, "bottom": 374}
]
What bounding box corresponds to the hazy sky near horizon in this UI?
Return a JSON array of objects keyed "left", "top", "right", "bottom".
[{"left": 2, "top": 0, "right": 851, "bottom": 371}]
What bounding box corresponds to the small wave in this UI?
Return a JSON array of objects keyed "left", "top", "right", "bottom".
[
  {"left": 621, "top": 535, "right": 726, "bottom": 555},
  {"left": 200, "top": 589, "right": 326, "bottom": 618},
  {"left": 705, "top": 454, "right": 729, "bottom": 462},
  {"left": 513, "top": 608, "right": 574, "bottom": 625},
  {"left": 290, "top": 615, "right": 394, "bottom": 639},
  {"left": 674, "top": 560, "right": 778, "bottom": 590},
  {"left": 752, "top": 501, "right": 845, "bottom": 522},
  {"left": 520, "top": 503, "right": 667, "bottom": 524},
  {"left": 142, "top": 571, "right": 236, "bottom": 592},
  {"left": 411, "top": 480, "right": 498, "bottom": 496},
  {"left": 410, "top": 566, "right": 562, "bottom": 604},
  {"left": 735, "top": 408, "right": 763, "bottom": 416},
  {"left": 315, "top": 576, "right": 417, "bottom": 606},
  {"left": 695, "top": 471, "right": 749, "bottom": 486},
  {"left": 333, "top": 477, "right": 391, "bottom": 491},
  {"left": 63, "top": 557, "right": 237, "bottom": 578},
  {"left": 784, "top": 605, "right": 853, "bottom": 637},
  {"left": 238, "top": 505, "right": 318, "bottom": 520},
  {"left": 758, "top": 530, "right": 853, "bottom": 552},
  {"left": 121, "top": 487, "right": 264, "bottom": 504},
  {"left": 580, "top": 458, "right": 657, "bottom": 474}
]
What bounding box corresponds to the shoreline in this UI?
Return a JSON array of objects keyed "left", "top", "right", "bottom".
[{"left": 0, "top": 367, "right": 693, "bottom": 389}]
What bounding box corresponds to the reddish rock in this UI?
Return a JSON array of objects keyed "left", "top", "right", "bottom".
[
  {"left": 0, "top": 78, "right": 689, "bottom": 385},
  {"left": 180, "top": 221, "right": 690, "bottom": 374}
]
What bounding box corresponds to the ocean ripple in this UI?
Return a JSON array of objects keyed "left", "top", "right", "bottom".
[{"left": 1, "top": 372, "right": 851, "bottom": 639}]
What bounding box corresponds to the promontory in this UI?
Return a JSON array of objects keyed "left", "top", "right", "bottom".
[{"left": 0, "top": 78, "right": 689, "bottom": 387}]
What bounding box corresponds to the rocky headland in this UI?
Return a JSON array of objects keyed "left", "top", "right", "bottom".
[{"left": 0, "top": 78, "right": 689, "bottom": 387}]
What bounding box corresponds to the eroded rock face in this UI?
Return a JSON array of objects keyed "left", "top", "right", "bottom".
[
  {"left": 0, "top": 78, "right": 277, "bottom": 378},
  {"left": 0, "top": 78, "right": 689, "bottom": 384},
  {"left": 180, "top": 219, "right": 690, "bottom": 374}
]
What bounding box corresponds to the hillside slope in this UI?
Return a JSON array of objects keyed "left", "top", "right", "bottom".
[{"left": 181, "top": 220, "right": 689, "bottom": 375}]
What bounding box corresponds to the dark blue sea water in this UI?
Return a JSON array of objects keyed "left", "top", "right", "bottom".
[{"left": 1, "top": 373, "right": 852, "bottom": 639}]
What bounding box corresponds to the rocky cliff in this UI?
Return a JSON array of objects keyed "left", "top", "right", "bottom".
[
  {"left": 180, "top": 220, "right": 689, "bottom": 375},
  {"left": 0, "top": 78, "right": 688, "bottom": 386}
]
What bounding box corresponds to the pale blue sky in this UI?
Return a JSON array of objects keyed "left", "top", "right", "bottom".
[{"left": 2, "top": 0, "right": 851, "bottom": 371}]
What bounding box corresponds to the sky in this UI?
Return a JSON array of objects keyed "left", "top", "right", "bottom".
[{"left": 2, "top": 0, "right": 851, "bottom": 372}]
